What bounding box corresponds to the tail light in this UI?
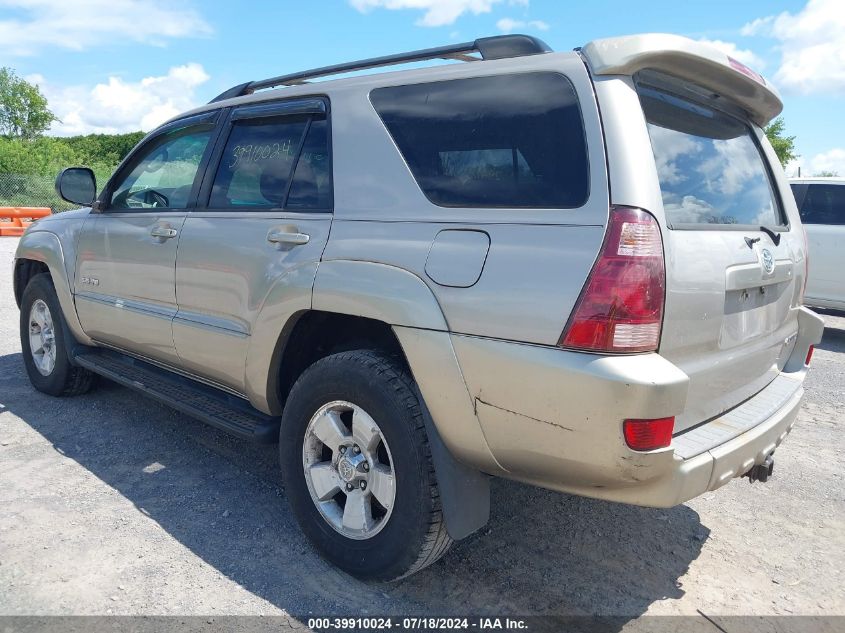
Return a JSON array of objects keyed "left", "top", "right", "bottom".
[
  {"left": 560, "top": 206, "right": 665, "bottom": 353},
  {"left": 805, "top": 345, "right": 814, "bottom": 366},
  {"left": 624, "top": 417, "right": 675, "bottom": 451}
]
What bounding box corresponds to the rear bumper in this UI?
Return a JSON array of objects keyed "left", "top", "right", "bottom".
[
  {"left": 579, "top": 376, "right": 805, "bottom": 507},
  {"left": 449, "top": 306, "right": 824, "bottom": 507}
]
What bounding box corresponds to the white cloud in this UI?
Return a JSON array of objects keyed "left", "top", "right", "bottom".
[
  {"left": 784, "top": 147, "right": 845, "bottom": 178},
  {"left": 741, "top": 0, "right": 845, "bottom": 94},
  {"left": 703, "top": 138, "right": 764, "bottom": 196},
  {"left": 697, "top": 38, "right": 765, "bottom": 70},
  {"left": 784, "top": 158, "right": 802, "bottom": 178},
  {"left": 809, "top": 148, "right": 845, "bottom": 175},
  {"left": 662, "top": 194, "right": 718, "bottom": 225},
  {"left": 496, "top": 17, "right": 549, "bottom": 33},
  {"left": 788, "top": 148, "right": 845, "bottom": 176},
  {"left": 0, "top": 0, "right": 212, "bottom": 57},
  {"left": 32, "top": 64, "right": 210, "bottom": 135},
  {"left": 349, "top": 0, "right": 527, "bottom": 27},
  {"left": 647, "top": 125, "right": 701, "bottom": 186}
]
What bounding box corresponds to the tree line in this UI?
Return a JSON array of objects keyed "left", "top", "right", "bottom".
[
  {"left": 0, "top": 132, "right": 145, "bottom": 182},
  {"left": 1, "top": 67, "right": 143, "bottom": 184}
]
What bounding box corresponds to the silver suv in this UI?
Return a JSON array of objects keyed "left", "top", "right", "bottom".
[{"left": 14, "top": 33, "right": 824, "bottom": 580}]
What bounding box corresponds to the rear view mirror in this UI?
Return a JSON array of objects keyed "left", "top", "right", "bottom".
[{"left": 55, "top": 167, "right": 97, "bottom": 206}]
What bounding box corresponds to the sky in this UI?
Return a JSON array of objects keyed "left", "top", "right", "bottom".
[{"left": 1, "top": 0, "right": 843, "bottom": 176}]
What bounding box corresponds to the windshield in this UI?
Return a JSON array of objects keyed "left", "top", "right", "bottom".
[{"left": 639, "top": 85, "right": 784, "bottom": 228}]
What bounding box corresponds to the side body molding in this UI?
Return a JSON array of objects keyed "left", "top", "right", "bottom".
[{"left": 14, "top": 229, "right": 93, "bottom": 346}]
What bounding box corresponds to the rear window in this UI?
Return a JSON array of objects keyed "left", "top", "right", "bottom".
[
  {"left": 370, "top": 72, "right": 589, "bottom": 209},
  {"left": 640, "top": 86, "right": 784, "bottom": 228},
  {"left": 791, "top": 183, "right": 845, "bottom": 225}
]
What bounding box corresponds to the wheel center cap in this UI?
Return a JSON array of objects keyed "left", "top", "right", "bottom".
[{"left": 338, "top": 458, "right": 356, "bottom": 482}]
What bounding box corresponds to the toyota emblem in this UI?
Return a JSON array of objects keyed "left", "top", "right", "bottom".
[{"left": 761, "top": 248, "right": 775, "bottom": 275}]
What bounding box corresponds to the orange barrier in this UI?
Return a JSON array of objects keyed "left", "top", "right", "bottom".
[{"left": 0, "top": 207, "right": 51, "bottom": 237}]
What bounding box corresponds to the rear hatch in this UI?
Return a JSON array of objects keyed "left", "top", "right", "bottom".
[
  {"left": 636, "top": 72, "right": 802, "bottom": 431},
  {"left": 580, "top": 34, "right": 806, "bottom": 431}
]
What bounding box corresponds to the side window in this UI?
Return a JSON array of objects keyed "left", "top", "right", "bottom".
[
  {"left": 287, "top": 119, "right": 331, "bottom": 209},
  {"left": 370, "top": 72, "right": 589, "bottom": 209},
  {"left": 110, "top": 128, "right": 213, "bottom": 210},
  {"left": 210, "top": 116, "right": 307, "bottom": 208},
  {"left": 208, "top": 114, "right": 331, "bottom": 210},
  {"left": 796, "top": 184, "right": 845, "bottom": 225}
]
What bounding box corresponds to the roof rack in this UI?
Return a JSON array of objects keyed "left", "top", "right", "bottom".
[{"left": 209, "top": 34, "right": 552, "bottom": 104}]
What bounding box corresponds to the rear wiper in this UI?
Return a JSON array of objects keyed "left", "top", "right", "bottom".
[{"left": 759, "top": 225, "right": 781, "bottom": 246}]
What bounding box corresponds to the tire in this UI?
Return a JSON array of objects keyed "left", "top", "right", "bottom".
[
  {"left": 20, "top": 273, "right": 96, "bottom": 397},
  {"left": 280, "top": 350, "right": 452, "bottom": 581}
]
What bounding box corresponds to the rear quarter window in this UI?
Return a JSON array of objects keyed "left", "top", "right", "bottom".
[
  {"left": 370, "top": 72, "right": 589, "bottom": 209},
  {"left": 791, "top": 183, "right": 845, "bottom": 225}
]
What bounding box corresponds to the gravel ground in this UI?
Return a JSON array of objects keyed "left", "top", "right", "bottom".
[{"left": 1, "top": 235, "right": 843, "bottom": 622}]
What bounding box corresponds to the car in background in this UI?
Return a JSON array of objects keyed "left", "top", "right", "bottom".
[{"left": 790, "top": 178, "right": 845, "bottom": 311}]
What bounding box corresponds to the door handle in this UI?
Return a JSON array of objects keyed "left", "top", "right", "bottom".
[
  {"left": 267, "top": 230, "right": 310, "bottom": 246},
  {"left": 150, "top": 226, "right": 178, "bottom": 239}
]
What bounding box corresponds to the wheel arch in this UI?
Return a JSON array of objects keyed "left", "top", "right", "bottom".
[
  {"left": 13, "top": 258, "right": 48, "bottom": 308},
  {"left": 264, "top": 309, "right": 409, "bottom": 416},
  {"left": 14, "top": 230, "right": 92, "bottom": 345},
  {"left": 244, "top": 259, "right": 450, "bottom": 414}
]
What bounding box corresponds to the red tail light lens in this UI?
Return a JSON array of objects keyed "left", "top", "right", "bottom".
[
  {"left": 805, "top": 345, "right": 814, "bottom": 366},
  {"left": 623, "top": 417, "right": 675, "bottom": 451},
  {"left": 560, "top": 206, "right": 665, "bottom": 353}
]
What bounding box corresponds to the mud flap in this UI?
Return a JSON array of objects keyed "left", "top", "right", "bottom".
[{"left": 415, "top": 387, "right": 491, "bottom": 540}]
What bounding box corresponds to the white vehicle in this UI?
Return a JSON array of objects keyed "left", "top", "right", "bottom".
[{"left": 790, "top": 178, "right": 845, "bottom": 311}]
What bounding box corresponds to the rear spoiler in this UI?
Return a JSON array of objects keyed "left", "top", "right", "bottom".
[{"left": 580, "top": 33, "right": 782, "bottom": 127}]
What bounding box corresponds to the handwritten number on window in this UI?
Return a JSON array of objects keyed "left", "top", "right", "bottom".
[{"left": 229, "top": 140, "right": 295, "bottom": 169}]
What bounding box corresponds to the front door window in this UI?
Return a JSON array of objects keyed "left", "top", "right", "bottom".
[{"left": 109, "top": 129, "right": 213, "bottom": 210}]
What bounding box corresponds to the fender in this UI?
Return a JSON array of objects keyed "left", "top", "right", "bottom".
[
  {"left": 14, "top": 229, "right": 93, "bottom": 346},
  {"left": 246, "top": 259, "right": 451, "bottom": 414},
  {"left": 313, "top": 259, "right": 449, "bottom": 331}
]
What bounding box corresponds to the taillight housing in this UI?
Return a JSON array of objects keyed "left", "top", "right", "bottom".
[
  {"left": 560, "top": 206, "right": 666, "bottom": 353},
  {"left": 624, "top": 417, "right": 675, "bottom": 451}
]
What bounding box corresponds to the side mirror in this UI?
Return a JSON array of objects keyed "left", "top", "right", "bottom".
[{"left": 55, "top": 167, "right": 97, "bottom": 207}]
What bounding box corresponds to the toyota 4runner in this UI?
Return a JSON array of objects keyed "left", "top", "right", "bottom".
[{"left": 14, "top": 33, "right": 824, "bottom": 580}]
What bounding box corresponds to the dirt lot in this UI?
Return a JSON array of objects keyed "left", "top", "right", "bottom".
[{"left": 1, "top": 235, "right": 843, "bottom": 622}]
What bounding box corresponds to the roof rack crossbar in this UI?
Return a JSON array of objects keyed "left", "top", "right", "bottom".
[{"left": 209, "top": 34, "right": 552, "bottom": 104}]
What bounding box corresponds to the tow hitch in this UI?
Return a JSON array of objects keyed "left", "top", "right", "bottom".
[{"left": 744, "top": 455, "right": 774, "bottom": 483}]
